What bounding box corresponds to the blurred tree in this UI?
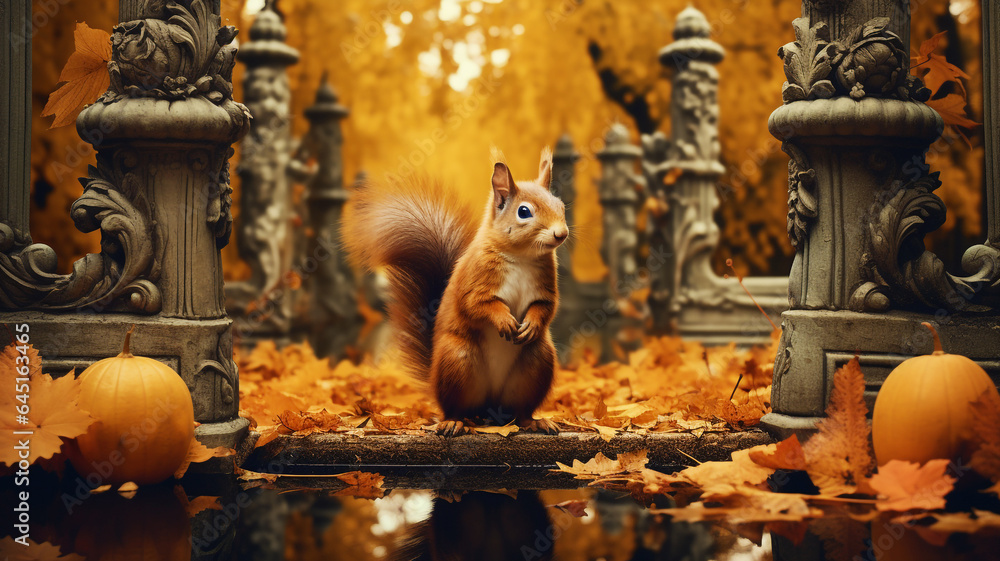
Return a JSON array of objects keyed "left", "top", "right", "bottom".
[{"left": 28, "top": 0, "right": 984, "bottom": 282}]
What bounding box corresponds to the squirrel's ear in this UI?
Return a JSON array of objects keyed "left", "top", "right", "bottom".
[
  {"left": 491, "top": 162, "right": 515, "bottom": 210},
  {"left": 537, "top": 146, "right": 553, "bottom": 190}
]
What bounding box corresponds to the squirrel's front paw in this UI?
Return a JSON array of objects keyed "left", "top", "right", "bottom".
[
  {"left": 515, "top": 319, "right": 541, "bottom": 344},
  {"left": 435, "top": 420, "right": 470, "bottom": 436},
  {"left": 497, "top": 314, "right": 520, "bottom": 342}
]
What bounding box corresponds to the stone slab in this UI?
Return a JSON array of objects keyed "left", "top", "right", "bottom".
[{"left": 242, "top": 429, "right": 774, "bottom": 478}]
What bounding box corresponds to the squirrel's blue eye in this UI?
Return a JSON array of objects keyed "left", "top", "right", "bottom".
[{"left": 517, "top": 205, "right": 533, "bottom": 219}]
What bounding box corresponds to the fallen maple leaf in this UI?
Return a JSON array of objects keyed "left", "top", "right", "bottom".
[
  {"left": 0, "top": 366, "right": 95, "bottom": 466},
  {"left": 472, "top": 424, "right": 520, "bottom": 437},
  {"left": 802, "top": 358, "right": 874, "bottom": 496},
  {"left": 173, "top": 436, "right": 235, "bottom": 479},
  {"left": 548, "top": 499, "right": 589, "bottom": 517},
  {"left": 0, "top": 341, "right": 42, "bottom": 379},
  {"left": 748, "top": 434, "right": 807, "bottom": 471},
  {"left": 653, "top": 487, "right": 816, "bottom": 524},
  {"left": 235, "top": 464, "right": 279, "bottom": 483},
  {"left": 553, "top": 449, "right": 648, "bottom": 480},
  {"left": 870, "top": 459, "right": 955, "bottom": 512},
  {"left": 42, "top": 22, "right": 111, "bottom": 128},
  {"left": 678, "top": 449, "right": 774, "bottom": 491},
  {"left": 333, "top": 470, "right": 385, "bottom": 499}
]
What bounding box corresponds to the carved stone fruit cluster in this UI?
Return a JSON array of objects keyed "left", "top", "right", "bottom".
[{"left": 779, "top": 17, "right": 931, "bottom": 104}]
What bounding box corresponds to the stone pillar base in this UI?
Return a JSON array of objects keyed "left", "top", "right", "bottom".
[
  {"left": 191, "top": 417, "right": 255, "bottom": 474},
  {"left": 0, "top": 311, "right": 242, "bottom": 425},
  {"left": 758, "top": 412, "right": 824, "bottom": 441},
  {"left": 767, "top": 309, "right": 1000, "bottom": 439}
]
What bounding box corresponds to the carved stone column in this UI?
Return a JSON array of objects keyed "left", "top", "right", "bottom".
[
  {"left": 549, "top": 135, "right": 580, "bottom": 354},
  {"left": 0, "top": 0, "right": 251, "bottom": 452},
  {"left": 644, "top": 6, "right": 786, "bottom": 344},
  {"left": 226, "top": 0, "right": 300, "bottom": 346},
  {"left": 597, "top": 124, "right": 646, "bottom": 359},
  {"left": 762, "top": 1, "right": 1000, "bottom": 437},
  {"left": 299, "top": 77, "right": 362, "bottom": 359},
  {"left": 1, "top": 0, "right": 31, "bottom": 242}
]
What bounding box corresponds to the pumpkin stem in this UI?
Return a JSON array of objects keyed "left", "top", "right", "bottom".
[
  {"left": 121, "top": 325, "right": 135, "bottom": 358},
  {"left": 921, "top": 322, "right": 944, "bottom": 355}
]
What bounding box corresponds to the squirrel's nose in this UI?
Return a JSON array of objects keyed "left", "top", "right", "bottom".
[{"left": 553, "top": 228, "right": 568, "bottom": 243}]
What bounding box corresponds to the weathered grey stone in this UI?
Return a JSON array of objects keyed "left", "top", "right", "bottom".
[
  {"left": 766, "top": 1, "right": 1000, "bottom": 437},
  {"left": 0, "top": 0, "right": 251, "bottom": 454},
  {"left": 1, "top": 0, "right": 31, "bottom": 240},
  {"left": 227, "top": 0, "right": 301, "bottom": 346},
  {"left": 296, "top": 77, "right": 363, "bottom": 359},
  {"left": 244, "top": 430, "right": 774, "bottom": 474},
  {"left": 644, "top": 6, "right": 786, "bottom": 343}
]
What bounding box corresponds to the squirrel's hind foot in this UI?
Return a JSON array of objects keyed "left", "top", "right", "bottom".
[
  {"left": 520, "top": 418, "right": 559, "bottom": 435},
  {"left": 435, "top": 420, "right": 471, "bottom": 437}
]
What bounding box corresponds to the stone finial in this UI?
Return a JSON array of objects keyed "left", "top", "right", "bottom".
[
  {"left": 673, "top": 5, "right": 711, "bottom": 39},
  {"left": 305, "top": 73, "right": 350, "bottom": 122},
  {"left": 659, "top": 6, "right": 724, "bottom": 67},
  {"left": 597, "top": 124, "right": 642, "bottom": 159},
  {"left": 249, "top": 1, "right": 287, "bottom": 42},
  {"left": 239, "top": 0, "right": 299, "bottom": 66},
  {"left": 553, "top": 133, "right": 580, "bottom": 163}
]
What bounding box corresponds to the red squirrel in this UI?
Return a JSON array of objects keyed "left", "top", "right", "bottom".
[{"left": 343, "top": 148, "right": 567, "bottom": 435}]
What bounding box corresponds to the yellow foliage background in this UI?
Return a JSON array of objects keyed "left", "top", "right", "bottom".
[{"left": 27, "top": 0, "right": 984, "bottom": 282}]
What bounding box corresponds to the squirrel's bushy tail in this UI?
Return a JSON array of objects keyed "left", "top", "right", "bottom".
[{"left": 343, "top": 176, "right": 478, "bottom": 378}]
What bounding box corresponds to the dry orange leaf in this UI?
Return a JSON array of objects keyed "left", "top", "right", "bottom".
[
  {"left": 678, "top": 449, "right": 774, "bottom": 491},
  {"left": 913, "top": 31, "right": 972, "bottom": 97},
  {"left": 333, "top": 471, "right": 386, "bottom": 499},
  {"left": 42, "top": 22, "right": 111, "bottom": 128},
  {"left": 472, "top": 424, "right": 520, "bottom": 437},
  {"left": 173, "top": 437, "right": 235, "bottom": 479},
  {"left": 553, "top": 449, "right": 649, "bottom": 480},
  {"left": 802, "top": 357, "right": 874, "bottom": 496},
  {"left": 0, "top": 360, "right": 94, "bottom": 467},
  {"left": 748, "top": 434, "right": 807, "bottom": 471},
  {"left": 870, "top": 459, "right": 955, "bottom": 512},
  {"left": 235, "top": 465, "right": 279, "bottom": 484},
  {"left": 926, "top": 93, "right": 980, "bottom": 131}
]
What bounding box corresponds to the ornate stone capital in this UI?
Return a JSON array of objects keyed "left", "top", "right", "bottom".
[{"left": 777, "top": 16, "right": 929, "bottom": 105}]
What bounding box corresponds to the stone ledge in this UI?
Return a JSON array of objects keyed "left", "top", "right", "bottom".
[{"left": 242, "top": 429, "right": 774, "bottom": 477}]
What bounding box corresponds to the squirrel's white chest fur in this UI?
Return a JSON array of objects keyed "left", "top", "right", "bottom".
[{"left": 482, "top": 258, "right": 542, "bottom": 394}]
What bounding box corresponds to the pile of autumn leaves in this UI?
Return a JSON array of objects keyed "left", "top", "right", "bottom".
[
  {"left": 237, "top": 333, "right": 777, "bottom": 446},
  {"left": 555, "top": 358, "right": 1000, "bottom": 545}
]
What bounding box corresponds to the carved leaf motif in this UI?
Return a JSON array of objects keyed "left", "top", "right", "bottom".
[
  {"left": 778, "top": 18, "right": 836, "bottom": 104},
  {"left": 783, "top": 143, "right": 817, "bottom": 249},
  {"left": 868, "top": 173, "right": 1000, "bottom": 311},
  {"left": 0, "top": 157, "right": 161, "bottom": 313},
  {"left": 106, "top": 0, "right": 238, "bottom": 104}
]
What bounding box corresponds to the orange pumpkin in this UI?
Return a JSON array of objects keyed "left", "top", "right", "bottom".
[
  {"left": 872, "top": 322, "right": 999, "bottom": 466},
  {"left": 70, "top": 326, "right": 194, "bottom": 485}
]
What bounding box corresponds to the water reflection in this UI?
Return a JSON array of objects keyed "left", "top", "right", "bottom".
[{"left": 3, "top": 475, "right": 1000, "bottom": 560}]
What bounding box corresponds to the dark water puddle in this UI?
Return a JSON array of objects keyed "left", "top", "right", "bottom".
[{"left": 2, "top": 470, "right": 1000, "bottom": 560}]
